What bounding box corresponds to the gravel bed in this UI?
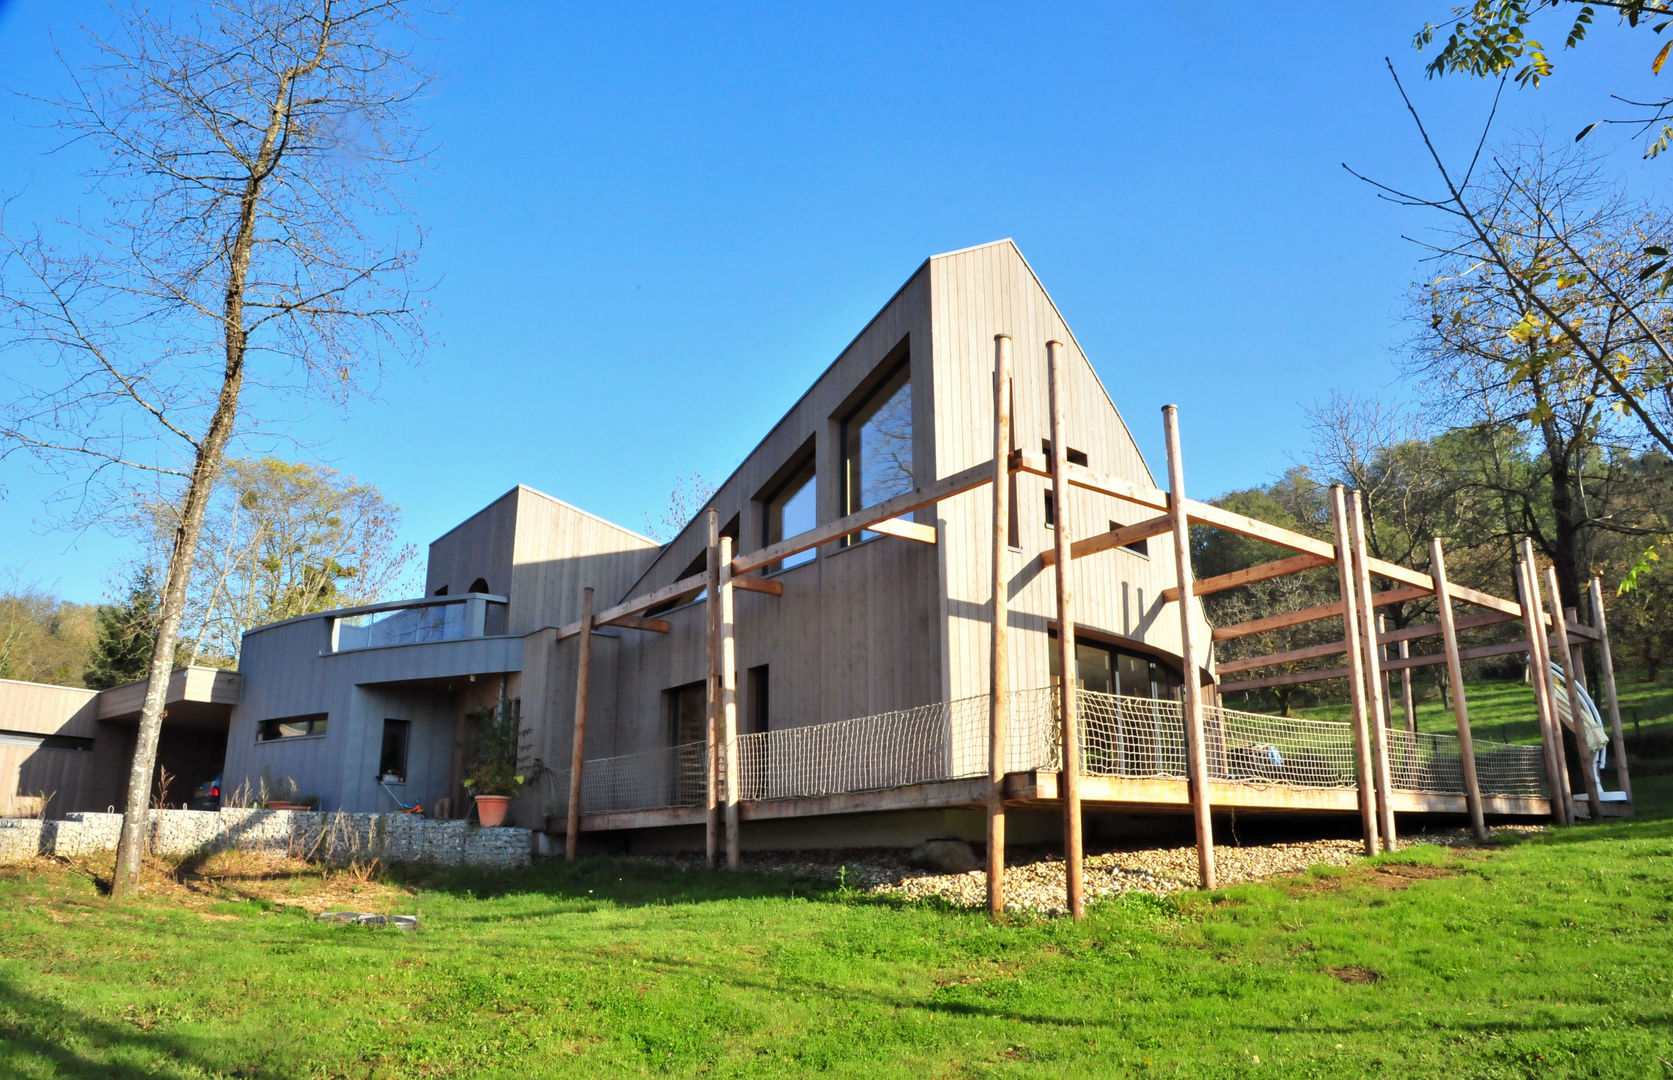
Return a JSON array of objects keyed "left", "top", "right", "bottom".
[{"left": 632, "top": 824, "right": 1545, "bottom": 915}]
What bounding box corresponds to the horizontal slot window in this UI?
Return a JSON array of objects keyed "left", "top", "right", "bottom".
[
  {"left": 0, "top": 729, "right": 93, "bottom": 752},
  {"left": 256, "top": 713, "right": 328, "bottom": 742}
]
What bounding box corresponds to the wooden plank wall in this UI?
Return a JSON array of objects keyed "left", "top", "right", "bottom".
[
  {"left": 0, "top": 679, "right": 102, "bottom": 816},
  {"left": 0, "top": 678, "right": 101, "bottom": 738},
  {"left": 506, "top": 488, "right": 662, "bottom": 635},
  {"left": 224, "top": 614, "right": 524, "bottom": 813},
  {"left": 928, "top": 242, "right": 1214, "bottom": 754},
  {"left": 604, "top": 266, "right": 944, "bottom": 750},
  {"left": 425, "top": 487, "right": 520, "bottom": 602}
]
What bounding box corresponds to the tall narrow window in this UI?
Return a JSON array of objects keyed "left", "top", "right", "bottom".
[
  {"left": 746, "top": 665, "right": 770, "bottom": 735},
  {"left": 843, "top": 361, "right": 913, "bottom": 544},
  {"left": 764, "top": 459, "right": 817, "bottom": 571},
  {"left": 665, "top": 681, "right": 708, "bottom": 805},
  {"left": 379, "top": 719, "right": 411, "bottom": 782}
]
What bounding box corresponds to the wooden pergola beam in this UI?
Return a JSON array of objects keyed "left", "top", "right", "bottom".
[
  {"left": 1210, "top": 585, "right": 1429, "bottom": 641},
  {"left": 1039, "top": 513, "right": 1174, "bottom": 567},
  {"left": 869, "top": 517, "right": 938, "bottom": 544},
  {"left": 1215, "top": 609, "right": 1521, "bottom": 676},
  {"left": 1219, "top": 665, "right": 1353, "bottom": 694},
  {"left": 597, "top": 614, "right": 671, "bottom": 633},
  {"left": 730, "top": 461, "right": 991, "bottom": 576},
  {"left": 1184, "top": 501, "right": 1337, "bottom": 561},
  {"left": 1161, "top": 553, "right": 1333, "bottom": 604},
  {"left": 1009, "top": 450, "right": 1170, "bottom": 512},
  {"left": 553, "top": 571, "right": 708, "bottom": 641},
  {"left": 1220, "top": 639, "right": 1540, "bottom": 691},
  {"left": 729, "top": 574, "right": 784, "bottom": 597},
  {"left": 1216, "top": 639, "right": 1350, "bottom": 676}
]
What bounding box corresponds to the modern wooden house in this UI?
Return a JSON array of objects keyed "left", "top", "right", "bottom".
[{"left": 1, "top": 240, "right": 1631, "bottom": 916}]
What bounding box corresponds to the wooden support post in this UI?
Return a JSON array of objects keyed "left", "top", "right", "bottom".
[
  {"left": 1329, "top": 486, "right": 1379, "bottom": 856},
  {"left": 1163, "top": 404, "right": 1216, "bottom": 890},
  {"left": 1545, "top": 566, "right": 1604, "bottom": 820},
  {"left": 987, "top": 335, "right": 1011, "bottom": 917},
  {"left": 1347, "top": 491, "right": 1397, "bottom": 850},
  {"left": 1376, "top": 614, "right": 1394, "bottom": 727},
  {"left": 1398, "top": 636, "right": 1416, "bottom": 733},
  {"left": 1046, "top": 341, "right": 1085, "bottom": 919},
  {"left": 564, "top": 586, "right": 594, "bottom": 861},
  {"left": 1431, "top": 540, "right": 1487, "bottom": 841},
  {"left": 1589, "top": 576, "right": 1633, "bottom": 804},
  {"left": 1566, "top": 607, "right": 1590, "bottom": 690},
  {"left": 1517, "top": 548, "right": 1570, "bottom": 825},
  {"left": 704, "top": 509, "right": 722, "bottom": 868},
  {"left": 720, "top": 535, "right": 740, "bottom": 869}
]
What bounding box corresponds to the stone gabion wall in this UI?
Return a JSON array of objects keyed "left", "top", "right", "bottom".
[{"left": 0, "top": 808, "right": 531, "bottom": 870}]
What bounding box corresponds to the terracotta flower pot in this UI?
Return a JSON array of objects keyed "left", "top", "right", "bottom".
[{"left": 474, "top": 794, "right": 512, "bottom": 827}]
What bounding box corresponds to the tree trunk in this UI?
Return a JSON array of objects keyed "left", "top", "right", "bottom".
[
  {"left": 108, "top": 61, "right": 294, "bottom": 897},
  {"left": 108, "top": 401, "right": 240, "bottom": 896},
  {"left": 1542, "top": 423, "right": 1586, "bottom": 615}
]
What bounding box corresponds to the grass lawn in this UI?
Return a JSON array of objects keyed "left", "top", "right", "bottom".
[{"left": 1, "top": 685, "right": 1671, "bottom": 1078}]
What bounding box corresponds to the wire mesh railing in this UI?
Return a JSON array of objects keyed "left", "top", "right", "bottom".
[
  {"left": 558, "top": 687, "right": 1548, "bottom": 817},
  {"left": 549, "top": 741, "right": 709, "bottom": 816}
]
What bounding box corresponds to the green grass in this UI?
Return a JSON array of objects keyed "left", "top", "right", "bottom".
[{"left": 2, "top": 688, "right": 1672, "bottom": 1078}]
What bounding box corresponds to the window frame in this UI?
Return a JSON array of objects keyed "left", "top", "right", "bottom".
[
  {"left": 378, "top": 718, "right": 412, "bottom": 783},
  {"left": 255, "top": 713, "right": 329, "bottom": 743},
  {"left": 761, "top": 454, "right": 817, "bottom": 574},
  {"left": 840, "top": 357, "right": 914, "bottom": 545}
]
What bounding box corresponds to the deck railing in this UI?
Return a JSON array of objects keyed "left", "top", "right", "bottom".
[{"left": 555, "top": 688, "right": 1548, "bottom": 817}]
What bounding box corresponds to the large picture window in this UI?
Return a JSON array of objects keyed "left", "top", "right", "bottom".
[
  {"left": 763, "top": 459, "right": 816, "bottom": 571},
  {"left": 842, "top": 360, "right": 913, "bottom": 542}
]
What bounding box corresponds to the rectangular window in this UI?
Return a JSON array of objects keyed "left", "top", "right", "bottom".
[
  {"left": 1110, "top": 519, "right": 1150, "bottom": 558},
  {"left": 378, "top": 719, "right": 411, "bottom": 782},
  {"left": 842, "top": 360, "right": 913, "bottom": 542},
  {"left": 1045, "top": 491, "right": 1055, "bottom": 529},
  {"left": 764, "top": 459, "right": 817, "bottom": 572},
  {"left": 0, "top": 729, "right": 93, "bottom": 752},
  {"left": 256, "top": 713, "right": 328, "bottom": 742},
  {"left": 746, "top": 665, "right": 770, "bottom": 735},
  {"left": 1047, "top": 635, "right": 1180, "bottom": 701}
]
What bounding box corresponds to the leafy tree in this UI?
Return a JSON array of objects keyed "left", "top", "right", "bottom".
[
  {"left": 1196, "top": 473, "right": 1343, "bottom": 716},
  {"left": 138, "top": 457, "right": 417, "bottom": 664},
  {"left": 0, "top": 1, "right": 431, "bottom": 898},
  {"left": 0, "top": 579, "right": 99, "bottom": 686},
  {"left": 1416, "top": 1, "right": 1673, "bottom": 156},
  {"left": 84, "top": 570, "right": 162, "bottom": 691},
  {"left": 1400, "top": 138, "right": 1670, "bottom": 610}
]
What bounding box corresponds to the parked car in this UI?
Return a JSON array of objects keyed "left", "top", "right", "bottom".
[{"left": 187, "top": 776, "right": 221, "bottom": 811}]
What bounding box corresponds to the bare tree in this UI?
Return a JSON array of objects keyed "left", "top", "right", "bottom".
[
  {"left": 643, "top": 473, "right": 716, "bottom": 543},
  {"left": 0, "top": 1, "right": 432, "bottom": 898}
]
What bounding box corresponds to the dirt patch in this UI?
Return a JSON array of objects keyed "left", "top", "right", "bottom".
[
  {"left": 1369, "top": 863, "right": 1457, "bottom": 889},
  {"left": 44, "top": 851, "right": 412, "bottom": 915},
  {"left": 1328, "top": 966, "right": 1382, "bottom": 984}
]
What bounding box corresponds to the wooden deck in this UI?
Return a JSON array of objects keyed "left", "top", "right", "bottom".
[{"left": 558, "top": 770, "right": 1554, "bottom": 835}]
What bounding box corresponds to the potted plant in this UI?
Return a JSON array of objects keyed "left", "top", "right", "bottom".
[{"left": 462, "top": 699, "right": 545, "bottom": 827}]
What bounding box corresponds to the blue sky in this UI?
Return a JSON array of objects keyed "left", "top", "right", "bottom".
[{"left": 0, "top": 2, "right": 1663, "bottom": 603}]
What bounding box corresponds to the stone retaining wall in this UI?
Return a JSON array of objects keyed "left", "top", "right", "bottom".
[{"left": 0, "top": 808, "right": 531, "bottom": 870}]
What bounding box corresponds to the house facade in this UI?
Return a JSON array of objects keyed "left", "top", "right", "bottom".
[
  {"left": 215, "top": 239, "right": 1213, "bottom": 843},
  {"left": 4, "top": 240, "right": 1573, "bottom": 861}
]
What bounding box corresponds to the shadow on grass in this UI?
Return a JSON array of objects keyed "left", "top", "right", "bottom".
[
  {"left": 0, "top": 974, "right": 217, "bottom": 1079},
  {"left": 410, "top": 855, "right": 853, "bottom": 913}
]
